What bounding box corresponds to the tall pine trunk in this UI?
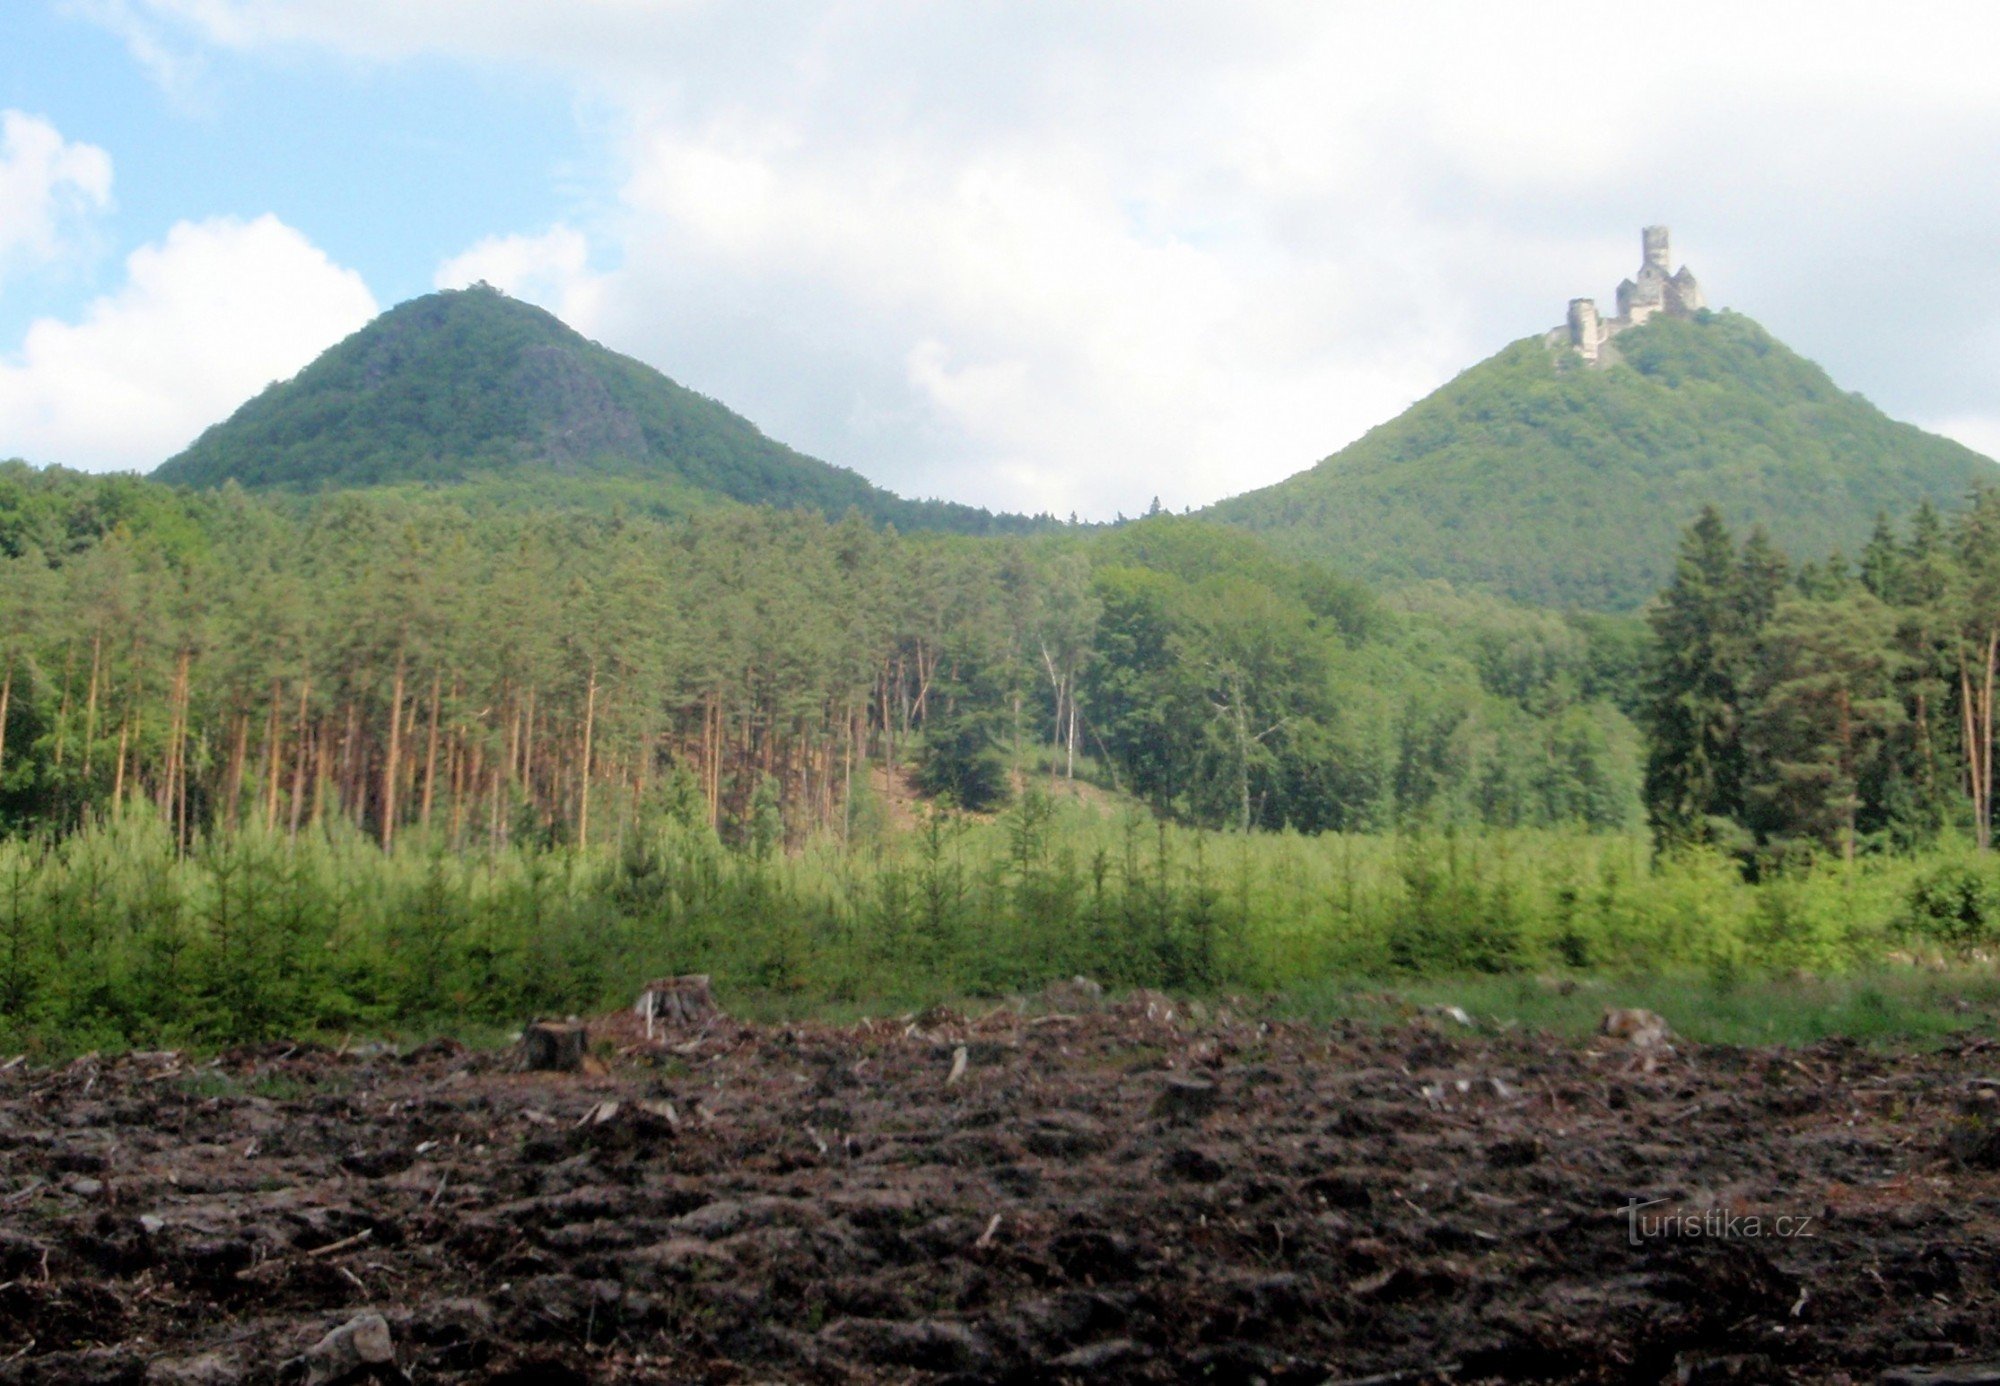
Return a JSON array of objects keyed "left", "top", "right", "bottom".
[
  {"left": 382, "top": 653, "right": 406, "bottom": 851},
  {"left": 420, "top": 669, "right": 443, "bottom": 831},
  {"left": 111, "top": 714, "right": 129, "bottom": 814},
  {"left": 578, "top": 661, "right": 598, "bottom": 850}
]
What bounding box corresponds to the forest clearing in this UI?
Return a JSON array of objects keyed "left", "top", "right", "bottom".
[{"left": 1, "top": 986, "right": 1997, "bottom": 1383}]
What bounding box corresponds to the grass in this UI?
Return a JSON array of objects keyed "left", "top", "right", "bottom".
[{"left": 1268, "top": 967, "right": 2000, "bottom": 1049}]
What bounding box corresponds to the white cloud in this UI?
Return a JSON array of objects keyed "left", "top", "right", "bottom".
[
  {"left": 434, "top": 225, "right": 608, "bottom": 336},
  {"left": 75, "top": 3, "right": 2000, "bottom": 514},
  {"left": 0, "top": 111, "right": 113, "bottom": 282},
  {"left": 0, "top": 214, "right": 377, "bottom": 471},
  {"left": 59, "top": 2, "right": 211, "bottom": 101}
]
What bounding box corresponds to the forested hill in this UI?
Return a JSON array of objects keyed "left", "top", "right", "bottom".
[
  {"left": 1204, "top": 311, "right": 1996, "bottom": 610},
  {"left": 153, "top": 284, "right": 1042, "bottom": 535}
]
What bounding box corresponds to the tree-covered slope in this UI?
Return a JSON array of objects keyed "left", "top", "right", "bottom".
[
  {"left": 154, "top": 284, "right": 1037, "bottom": 534},
  {"left": 1205, "top": 311, "right": 1997, "bottom": 609}
]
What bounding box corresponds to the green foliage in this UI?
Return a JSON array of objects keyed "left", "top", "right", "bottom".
[
  {"left": 1207, "top": 313, "right": 1994, "bottom": 610},
  {"left": 0, "top": 464, "right": 1651, "bottom": 855},
  {"left": 1902, "top": 859, "right": 2000, "bottom": 953},
  {"left": 1645, "top": 507, "right": 1766, "bottom": 843},
  {"left": 1078, "top": 518, "right": 1642, "bottom": 834},
  {"left": 914, "top": 642, "right": 1014, "bottom": 812},
  {"left": 0, "top": 801, "right": 1972, "bottom": 1055},
  {"left": 1638, "top": 495, "right": 2000, "bottom": 864},
  {"left": 916, "top": 705, "right": 1011, "bottom": 811},
  {"left": 1385, "top": 834, "right": 1525, "bottom": 974}
]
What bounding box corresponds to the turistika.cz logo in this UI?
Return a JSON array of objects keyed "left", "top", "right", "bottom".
[{"left": 1624, "top": 1197, "right": 1817, "bottom": 1246}]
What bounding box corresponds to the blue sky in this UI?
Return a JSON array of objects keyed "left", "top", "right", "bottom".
[
  {"left": 0, "top": 2, "right": 592, "bottom": 340},
  {"left": 6, "top": 2, "right": 2000, "bottom": 518}
]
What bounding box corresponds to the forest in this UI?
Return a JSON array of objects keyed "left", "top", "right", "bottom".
[{"left": 3, "top": 457, "right": 2000, "bottom": 1049}]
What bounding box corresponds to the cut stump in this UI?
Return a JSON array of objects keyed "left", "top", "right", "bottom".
[
  {"left": 1152, "top": 1075, "right": 1220, "bottom": 1123},
  {"left": 523, "top": 1022, "right": 587, "bottom": 1073},
  {"left": 636, "top": 975, "right": 720, "bottom": 1035}
]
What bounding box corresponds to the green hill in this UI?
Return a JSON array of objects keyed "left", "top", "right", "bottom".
[
  {"left": 1204, "top": 311, "right": 1997, "bottom": 609},
  {"left": 153, "top": 284, "right": 1036, "bottom": 534}
]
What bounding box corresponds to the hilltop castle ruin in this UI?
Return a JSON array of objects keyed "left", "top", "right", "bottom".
[{"left": 1556, "top": 226, "right": 1705, "bottom": 363}]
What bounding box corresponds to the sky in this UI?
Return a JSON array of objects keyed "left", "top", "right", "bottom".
[{"left": 3, "top": 1, "right": 2000, "bottom": 520}]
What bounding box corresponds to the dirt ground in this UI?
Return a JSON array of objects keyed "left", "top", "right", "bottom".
[{"left": 2, "top": 991, "right": 1998, "bottom": 1385}]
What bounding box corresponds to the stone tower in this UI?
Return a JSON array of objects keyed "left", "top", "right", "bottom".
[
  {"left": 1567, "top": 298, "right": 1604, "bottom": 364},
  {"left": 1558, "top": 227, "right": 1706, "bottom": 362},
  {"left": 1642, "top": 225, "right": 1671, "bottom": 272}
]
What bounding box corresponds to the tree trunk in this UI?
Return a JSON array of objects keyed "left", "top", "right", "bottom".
[
  {"left": 420, "top": 668, "right": 442, "bottom": 831},
  {"left": 488, "top": 741, "right": 505, "bottom": 850},
  {"left": 842, "top": 703, "right": 856, "bottom": 842},
  {"left": 111, "top": 714, "right": 129, "bottom": 814},
  {"left": 450, "top": 730, "right": 467, "bottom": 849},
  {"left": 81, "top": 632, "right": 102, "bottom": 776},
  {"left": 289, "top": 682, "right": 311, "bottom": 838},
  {"left": 1964, "top": 654, "right": 1991, "bottom": 853},
  {"left": 173, "top": 651, "right": 192, "bottom": 854},
  {"left": 1915, "top": 688, "right": 1934, "bottom": 807},
  {"left": 915, "top": 644, "right": 936, "bottom": 725},
  {"left": 519, "top": 686, "right": 536, "bottom": 785},
  {"left": 52, "top": 641, "right": 74, "bottom": 767},
  {"left": 1234, "top": 689, "right": 1252, "bottom": 835},
  {"left": 382, "top": 653, "right": 406, "bottom": 851},
  {"left": 1067, "top": 693, "right": 1078, "bottom": 784},
  {"left": 337, "top": 700, "right": 358, "bottom": 818},
  {"left": 579, "top": 660, "right": 598, "bottom": 850},
  {"left": 1976, "top": 628, "right": 1992, "bottom": 856},
  {"left": 164, "top": 650, "right": 192, "bottom": 852},
  {"left": 224, "top": 711, "right": 250, "bottom": 828},
  {"left": 506, "top": 687, "right": 523, "bottom": 788},
  {"left": 262, "top": 680, "right": 283, "bottom": 833},
  {"left": 1837, "top": 687, "right": 1855, "bottom": 864},
  {"left": 712, "top": 696, "right": 723, "bottom": 821}
]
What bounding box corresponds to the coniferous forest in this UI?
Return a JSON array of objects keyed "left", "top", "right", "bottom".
[{"left": 6, "top": 455, "right": 2000, "bottom": 1050}]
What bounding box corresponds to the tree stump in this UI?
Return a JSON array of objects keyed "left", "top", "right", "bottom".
[
  {"left": 635, "top": 975, "right": 719, "bottom": 1035},
  {"left": 523, "top": 1021, "right": 587, "bottom": 1072},
  {"left": 1151, "top": 1076, "right": 1220, "bottom": 1123}
]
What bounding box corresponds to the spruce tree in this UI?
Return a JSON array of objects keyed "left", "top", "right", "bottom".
[{"left": 1645, "top": 507, "right": 1756, "bottom": 843}]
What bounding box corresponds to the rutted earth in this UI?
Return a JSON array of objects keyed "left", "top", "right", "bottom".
[{"left": 2, "top": 992, "right": 1999, "bottom": 1384}]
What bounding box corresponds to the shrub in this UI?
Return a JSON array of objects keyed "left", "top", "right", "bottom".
[{"left": 1903, "top": 861, "right": 1999, "bottom": 953}]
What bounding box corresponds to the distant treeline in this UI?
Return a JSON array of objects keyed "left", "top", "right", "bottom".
[
  {"left": 0, "top": 461, "right": 1644, "bottom": 849},
  {"left": 13, "top": 459, "right": 2000, "bottom": 871}
]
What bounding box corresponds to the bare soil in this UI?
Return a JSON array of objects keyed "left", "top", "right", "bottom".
[{"left": 1, "top": 996, "right": 1997, "bottom": 1384}]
